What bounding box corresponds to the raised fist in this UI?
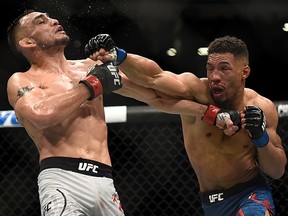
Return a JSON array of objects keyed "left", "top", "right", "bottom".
[
  {"left": 79, "top": 62, "right": 122, "bottom": 100},
  {"left": 85, "top": 34, "right": 127, "bottom": 65},
  {"left": 203, "top": 105, "right": 241, "bottom": 136},
  {"left": 85, "top": 34, "right": 115, "bottom": 57},
  {"left": 244, "top": 105, "right": 269, "bottom": 147}
]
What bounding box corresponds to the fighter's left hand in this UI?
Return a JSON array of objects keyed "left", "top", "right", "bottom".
[{"left": 85, "top": 34, "right": 127, "bottom": 65}]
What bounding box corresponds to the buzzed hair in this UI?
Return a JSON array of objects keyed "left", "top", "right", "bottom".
[
  {"left": 7, "top": 9, "right": 35, "bottom": 57},
  {"left": 208, "top": 35, "right": 249, "bottom": 61}
]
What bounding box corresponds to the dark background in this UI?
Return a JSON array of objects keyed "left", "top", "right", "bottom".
[{"left": 1, "top": 0, "right": 288, "bottom": 111}]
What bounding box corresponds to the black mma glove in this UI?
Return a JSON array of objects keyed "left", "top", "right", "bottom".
[
  {"left": 79, "top": 62, "right": 122, "bottom": 100},
  {"left": 203, "top": 105, "right": 241, "bottom": 131},
  {"left": 85, "top": 34, "right": 127, "bottom": 66},
  {"left": 244, "top": 105, "right": 269, "bottom": 148}
]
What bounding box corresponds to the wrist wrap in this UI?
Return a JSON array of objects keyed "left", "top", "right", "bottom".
[
  {"left": 115, "top": 47, "right": 127, "bottom": 65},
  {"left": 79, "top": 75, "right": 103, "bottom": 100},
  {"left": 203, "top": 105, "right": 220, "bottom": 125},
  {"left": 252, "top": 130, "right": 269, "bottom": 148}
]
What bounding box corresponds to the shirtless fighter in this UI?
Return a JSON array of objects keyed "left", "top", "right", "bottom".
[
  {"left": 6, "top": 10, "right": 239, "bottom": 215},
  {"left": 85, "top": 34, "right": 287, "bottom": 216}
]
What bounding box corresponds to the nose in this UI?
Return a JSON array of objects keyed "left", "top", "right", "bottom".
[
  {"left": 209, "top": 70, "right": 221, "bottom": 83},
  {"left": 50, "top": 18, "right": 59, "bottom": 26}
]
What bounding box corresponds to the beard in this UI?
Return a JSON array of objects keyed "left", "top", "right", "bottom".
[{"left": 38, "top": 35, "right": 70, "bottom": 50}]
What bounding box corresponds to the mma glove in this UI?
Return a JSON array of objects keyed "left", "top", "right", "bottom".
[
  {"left": 203, "top": 105, "right": 241, "bottom": 132},
  {"left": 79, "top": 62, "right": 122, "bottom": 100},
  {"left": 244, "top": 105, "right": 269, "bottom": 148},
  {"left": 85, "top": 34, "right": 127, "bottom": 66}
]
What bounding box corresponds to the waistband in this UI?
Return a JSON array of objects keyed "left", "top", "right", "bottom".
[
  {"left": 39, "top": 157, "right": 113, "bottom": 178},
  {"left": 200, "top": 174, "right": 269, "bottom": 204}
]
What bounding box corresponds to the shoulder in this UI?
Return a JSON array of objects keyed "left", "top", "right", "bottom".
[
  {"left": 177, "top": 73, "right": 210, "bottom": 103},
  {"left": 245, "top": 88, "right": 275, "bottom": 109},
  {"left": 68, "top": 58, "right": 101, "bottom": 67},
  {"left": 245, "top": 88, "right": 278, "bottom": 125},
  {"left": 7, "top": 72, "right": 32, "bottom": 108},
  {"left": 7, "top": 71, "right": 31, "bottom": 87}
]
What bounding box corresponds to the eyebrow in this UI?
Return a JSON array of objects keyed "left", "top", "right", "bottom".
[
  {"left": 206, "top": 61, "right": 231, "bottom": 67},
  {"left": 32, "top": 13, "right": 50, "bottom": 22}
]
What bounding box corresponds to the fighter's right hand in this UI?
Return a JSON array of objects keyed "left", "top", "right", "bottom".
[
  {"left": 85, "top": 34, "right": 127, "bottom": 66},
  {"left": 79, "top": 62, "right": 122, "bottom": 100},
  {"left": 202, "top": 105, "right": 241, "bottom": 135}
]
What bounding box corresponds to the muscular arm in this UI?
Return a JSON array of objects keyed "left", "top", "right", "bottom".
[
  {"left": 251, "top": 99, "right": 287, "bottom": 179},
  {"left": 96, "top": 49, "right": 207, "bottom": 101},
  {"left": 86, "top": 36, "right": 240, "bottom": 134},
  {"left": 116, "top": 72, "right": 240, "bottom": 136},
  {"left": 7, "top": 73, "right": 91, "bottom": 129},
  {"left": 119, "top": 54, "right": 191, "bottom": 97},
  {"left": 116, "top": 72, "right": 208, "bottom": 116}
]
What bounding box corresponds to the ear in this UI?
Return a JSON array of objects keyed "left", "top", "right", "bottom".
[
  {"left": 242, "top": 65, "right": 250, "bottom": 79},
  {"left": 19, "top": 38, "right": 36, "bottom": 48}
]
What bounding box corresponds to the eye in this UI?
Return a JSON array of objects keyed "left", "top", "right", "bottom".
[
  {"left": 206, "top": 65, "right": 213, "bottom": 71},
  {"left": 36, "top": 17, "right": 47, "bottom": 24},
  {"left": 220, "top": 65, "right": 231, "bottom": 72}
]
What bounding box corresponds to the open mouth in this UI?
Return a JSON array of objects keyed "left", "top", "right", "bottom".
[
  {"left": 211, "top": 86, "right": 224, "bottom": 97},
  {"left": 56, "top": 26, "right": 65, "bottom": 34}
]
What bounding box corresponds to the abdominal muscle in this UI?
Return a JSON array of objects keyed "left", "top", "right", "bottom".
[
  {"left": 23, "top": 102, "right": 112, "bottom": 166},
  {"left": 181, "top": 115, "right": 260, "bottom": 192}
]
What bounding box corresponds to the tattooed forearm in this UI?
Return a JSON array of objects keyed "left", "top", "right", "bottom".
[{"left": 17, "top": 86, "right": 34, "bottom": 98}]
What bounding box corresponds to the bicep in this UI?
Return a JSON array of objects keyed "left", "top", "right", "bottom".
[
  {"left": 116, "top": 72, "right": 159, "bottom": 102},
  {"left": 263, "top": 100, "right": 283, "bottom": 148},
  {"left": 117, "top": 73, "right": 207, "bottom": 116},
  {"left": 7, "top": 74, "right": 34, "bottom": 108},
  {"left": 7, "top": 74, "right": 45, "bottom": 119},
  {"left": 148, "top": 71, "right": 205, "bottom": 100}
]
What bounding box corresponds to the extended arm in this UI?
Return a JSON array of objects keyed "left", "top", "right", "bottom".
[
  {"left": 117, "top": 68, "right": 241, "bottom": 135},
  {"left": 85, "top": 34, "right": 241, "bottom": 135},
  {"left": 85, "top": 34, "right": 204, "bottom": 100}
]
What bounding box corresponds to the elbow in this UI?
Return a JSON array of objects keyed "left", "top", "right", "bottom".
[
  {"left": 269, "top": 170, "right": 285, "bottom": 180},
  {"left": 14, "top": 101, "right": 60, "bottom": 129},
  {"left": 265, "top": 163, "right": 287, "bottom": 180},
  {"left": 275, "top": 157, "right": 288, "bottom": 179},
  {"left": 277, "top": 161, "right": 288, "bottom": 179},
  {"left": 29, "top": 109, "right": 59, "bottom": 129}
]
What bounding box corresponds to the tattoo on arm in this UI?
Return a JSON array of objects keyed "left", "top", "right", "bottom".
[{"left": 17, "top": 86, "right": 34, "bottom": 98}]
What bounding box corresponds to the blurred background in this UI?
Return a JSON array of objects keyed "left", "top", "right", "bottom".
[{"left": 1, "top": 0, "right": 288, "bottom": 110}]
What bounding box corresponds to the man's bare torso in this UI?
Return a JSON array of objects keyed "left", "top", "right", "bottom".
[
  {"left": 10, "top": 59, "right": 112, "bottom": 165},
  {"left": 180, "top": 95, "right": 260, "bottom": 193}
]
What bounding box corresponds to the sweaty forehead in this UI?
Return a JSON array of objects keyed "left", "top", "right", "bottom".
[
  {"left": 20, "top": 12, "right": 47, "bottom": 27},
  {"left": 207, "top": 53, "right": 234, "bottom": 64}
]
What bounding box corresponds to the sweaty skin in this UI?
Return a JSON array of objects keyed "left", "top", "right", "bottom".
[
  {"left": 7, "top": 12, "right": 231, "bottom": 166},
  {"left": 91, "top": 49, "right": 286, "bottom": 193}
]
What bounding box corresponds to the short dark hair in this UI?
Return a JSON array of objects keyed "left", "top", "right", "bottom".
[
  {"left": 7, "top": 9, "right": 35, "bottom": 58},
  {"left": 208, "top": 35, "right": 249, "bottom": 60}
]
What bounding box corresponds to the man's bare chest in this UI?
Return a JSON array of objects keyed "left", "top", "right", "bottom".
[{"left": 35, "top": 72, "right": 86, "bottom": 95}]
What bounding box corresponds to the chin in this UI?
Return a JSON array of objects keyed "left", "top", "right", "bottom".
[{"left": 213, "top": 98, "right": 226, "bottom": 107}]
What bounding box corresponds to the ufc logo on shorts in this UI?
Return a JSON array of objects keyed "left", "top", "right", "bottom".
[
  {"left": 78, "top": 162, "right": 99, "bottom": 173},
  {"left": 209, "top": 193, "right": 224, "bottom": 203},
  {"left": 107, "top": 64, "right": 121, "bottom": 86}
]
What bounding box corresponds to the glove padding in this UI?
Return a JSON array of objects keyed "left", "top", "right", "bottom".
[
  {"left": 79, "top": 62, "right": 122, "bottom": 100},
  {"left": 244, "top": 105, "right": 269, "bottom": 147},
  {"left": 203, "top": 105, "right": 241, "bottom": 132},
  {"left": 85, "top": 34, "right": 127, "bottom": 65}
]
